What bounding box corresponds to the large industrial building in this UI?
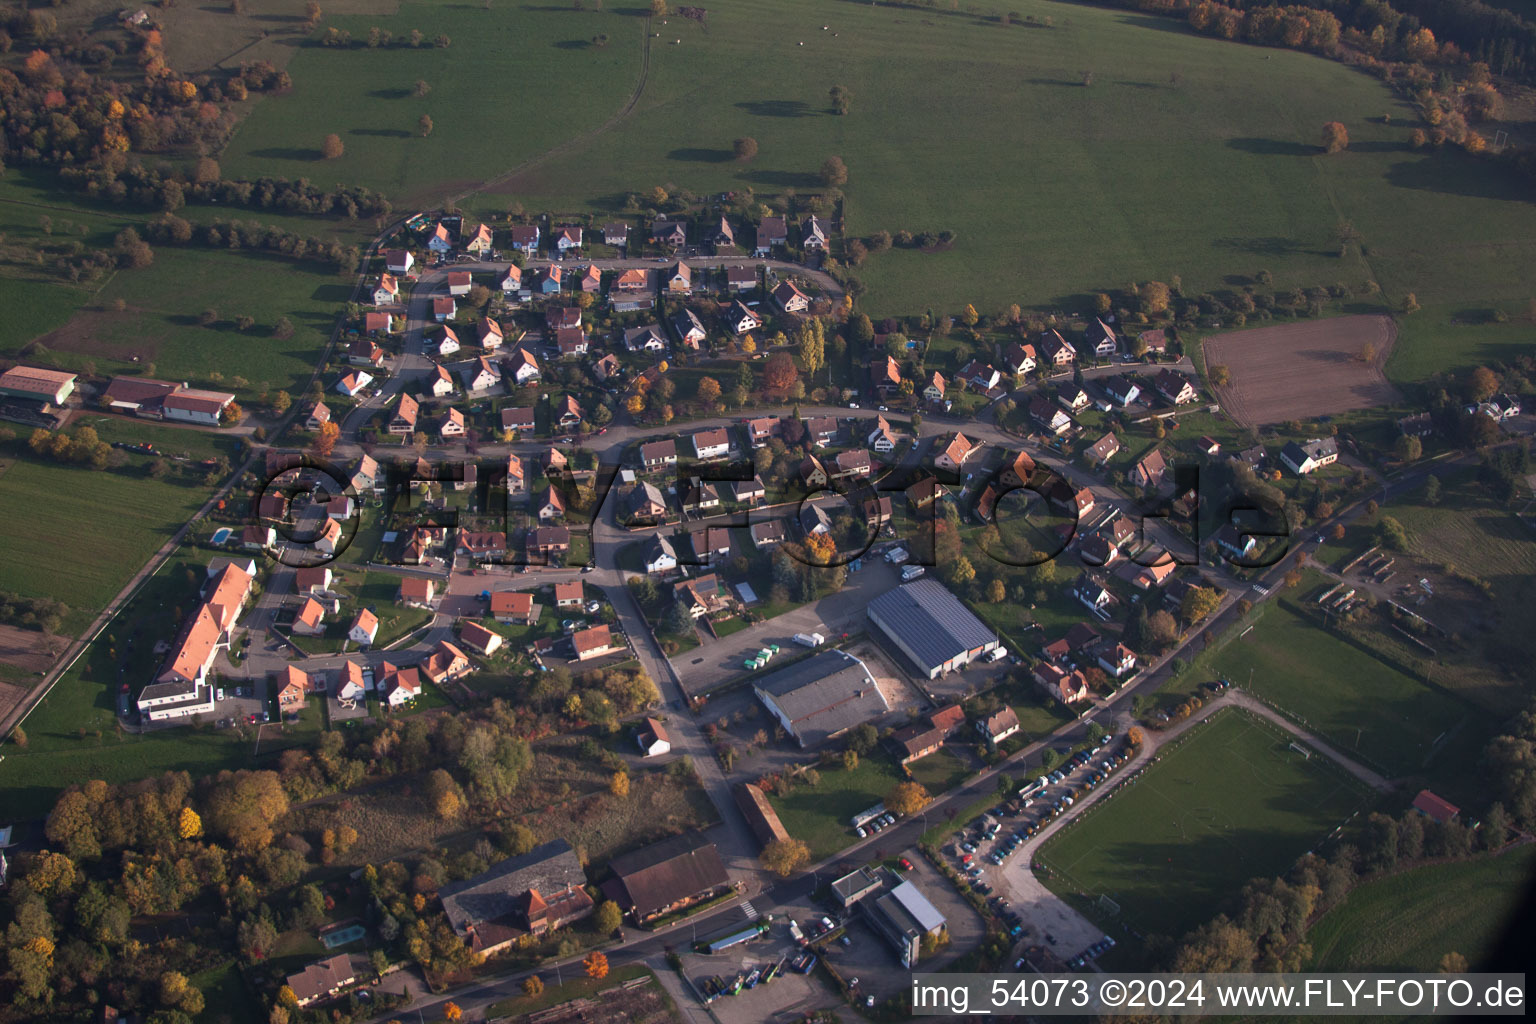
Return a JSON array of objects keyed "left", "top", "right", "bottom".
[
  {"left": 867, "top": 579, "right": 998, "bottom": 679},
  {"left": 752, "top": 649, "right": 889, "bottom": 749}
]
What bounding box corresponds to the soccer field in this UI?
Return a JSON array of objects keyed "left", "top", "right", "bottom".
[
  {"left": 1204, "top": 600, "right": 1477, "bottom": 777},
  {"left": 1037, "top": 710, "right": 1370, "bottom": 940}
]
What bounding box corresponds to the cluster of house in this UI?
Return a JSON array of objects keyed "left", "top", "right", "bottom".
[
  {"left": 925, "top": 321, "right": 1172, "bottom": 406},
  {"left": 288, "top": 828, "right": 734, "bottom": 1006},
  {"left": 1030, "top": 621, "right": 1139, "bottom": 704}
]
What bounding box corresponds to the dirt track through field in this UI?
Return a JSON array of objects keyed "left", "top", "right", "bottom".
[
  {"left": 1204, "top": 315, "right": 1403, "bottom": 427},
  {"left": 428, "top": 16, "right": 655, "bottom": 208}
]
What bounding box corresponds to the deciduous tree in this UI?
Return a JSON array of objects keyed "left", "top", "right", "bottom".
[
  {"left": 886, "top": 780, "right": 931, "bottom": 816},
  {"left": 594, "top": 900, "right": 623, "bottom": 934},
  {"left": 584, "top": 951, "right": 609, "bottom": 978},
  {"left": 321, "top": 133, "right": 344, "bottom": 159},
  {"left": 313, "top": 421, "right": 340, "bottom": 456},
  {"left": 760, "top": 838, "right": 811, "bottom": 878},
  {"left": 1321, "top": 121, "right": 1348, "bottom": 153},
  {"left": 820, "top": 155, "right": 848, "bottom": 186},
  {"left": 733, "top": 136, "right": 758, "bottom": 161}
]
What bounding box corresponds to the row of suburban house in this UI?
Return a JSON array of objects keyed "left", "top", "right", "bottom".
[{"left": 391, "top": 212, "right": 828, "bottom": 265}]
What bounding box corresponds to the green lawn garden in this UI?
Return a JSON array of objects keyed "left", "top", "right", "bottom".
[
  {"left": 1036, "top": 709, "right": 1370, "bottom": 941},
  {"left": 769, "top": 754, "right": 908, "bottom": 860}
]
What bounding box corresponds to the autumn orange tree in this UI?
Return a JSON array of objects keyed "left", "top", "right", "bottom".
[
  {"left": 444, "top": 1003, "right": 462, "bottom": 1021},
  {"left": 1321, "top": 121, "right": 1348, "bottom": 153},
  {"left": 584, "top": 951, "right": 609, "bottom": 979},
  {"left": 763, "top": 351, "right": 798, "bottom": 391},
  {"left": 322, "top": 133, "right": 344, "bottom": 159},
  {"left": 696, "top": 376, "right": 721, "bottom": 405},
  {"left": 313, "top": 421, "right": 340, "bottom": 456}
]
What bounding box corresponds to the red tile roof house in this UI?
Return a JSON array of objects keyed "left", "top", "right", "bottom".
[
  {"left": 277, "top": 665, "right": 313, "bottom": 709},
  {"left": 554, "top": 581, "right": 583, "bottom": 608},
  {"left": 421, "top": 640, "right": 473, "bottom": 684},
  {"left": 934, "top": 432, "right": 979, "bottom": 471},
  {"left": 294, "top": 567, "right": 332, "bottom": 593},
  {"left": 397, "top": 577, "right": 436, "bottom": 609},
  {"left": 571, "top": 624, "right": 617, "bottom": 661},
  {"left": 459, "top": 620, "right": 503, "bottom": 657},
  {"left": 349, "top": 608, "right": 378, "bottom": 646},
  {"left": 291, "top": 597, "right": 327, "bottom": 636},
  {"left": 491, "top": 590, "right": 538, "bottom": 625}
]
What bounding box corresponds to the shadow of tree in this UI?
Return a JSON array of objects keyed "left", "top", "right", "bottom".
[
  {"left": 735, "top": 99, "right": 815, "bottom": 118},
  {"left": 1384, "top": 152, "right": 1532, "bottom": 201},
  {"left": 1226, "top": 137, "right": 1316, "bottom": 157},
  {"left": 738, "top": 168, "right": 824, "bottom": 188},
  {"left": 350, "top": 128, "right": 412, "bottom": 138},
  {"left": 247, "top": 147, "right": 323, "bottom": 161},
  {"left": 668, "top": 147, "right": 734, "bottom": 163}
]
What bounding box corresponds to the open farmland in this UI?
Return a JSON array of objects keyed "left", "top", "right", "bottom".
[
  {"left": 220, "top": 0, "right": 646, "bottom": 204},
  {"left": 1308, "top": 846, "right": 1536, "bottom": 971},
  {"left": 0, "top": 454, "right": 219, "bottom": 634},
  {"left": 1203, "top": 315, "right": 1403, "bottom": 427},
  {"left": 1036, "top": 709, "right": 1370, "bottom": 941},
  {"left": 280, "top": 0, "right": 1536, "bottom": 353}
]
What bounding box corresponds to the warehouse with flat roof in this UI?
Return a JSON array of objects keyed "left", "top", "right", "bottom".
[
  {"left": 752, "top": 649, "right": 889, "bottom": 749},
  {"left": 867, "top": 579, "right": 998, "bottom": 679}
]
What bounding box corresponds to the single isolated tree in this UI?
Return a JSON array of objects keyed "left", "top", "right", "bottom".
[
  {"left": 820, "top": 155, "right": 848, "bottom": 187},
  {"left": 1321, "top": 121, "right": 1349, "bottom": 153},
  {"left": 418, "top": 114, "right": 434, "bottom": 137},
  {"left": 414, "top": 79, "right": 430, "bottom": 97},
  {"left": 760, "top": 837, "right": 812, "bottom": 878},
  {"left": 733, "top": 136, "right": 758, "bottom": 162},
  {"left": 321, "top": 133, "right": 344, "bottom": 159},
  {"left": 830, "top": 84, "right": 851, "bottom": 115}
]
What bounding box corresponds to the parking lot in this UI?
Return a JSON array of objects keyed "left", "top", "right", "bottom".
[
  {"left": 940, "top": 739, "right": 1135, "bottom": 965},
  {"left": 818, "top": 919, "right": 910, "bottom": 1008},
  {"left": 670, "top": 554, "right": 920, "bottom": 697}
]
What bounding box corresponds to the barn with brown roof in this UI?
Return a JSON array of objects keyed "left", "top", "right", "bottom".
[{"left": 603, "top": 831, "right": 731, "bottom": 924}]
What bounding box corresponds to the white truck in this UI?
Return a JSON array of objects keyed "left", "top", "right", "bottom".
[
  {"left": 793, "top": 632, "right": 825, "bottom": 648},
  {"left": 885, "top": 546, "right": 909, "bottom": 565}
]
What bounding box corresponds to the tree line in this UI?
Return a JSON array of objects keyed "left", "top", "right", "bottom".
[
  {"left": 1171, "top": 801, "right": 1505, "bottom": 973},
  {"left": 144, "top": 214, "right": 361, "bottom": 273}
]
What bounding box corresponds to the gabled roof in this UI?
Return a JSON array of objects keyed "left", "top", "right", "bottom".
[
  {"left": 608, "top": 832, "right": 729, "bottom": 919},
  {"left": 868, "top": 580, "right": 997, "bottom": 673}
]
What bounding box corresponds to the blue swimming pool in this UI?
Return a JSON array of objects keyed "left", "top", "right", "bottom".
[
  {"left": 210, "top": 527, "right": 232, "bottom": 545},
  {"left": 320, "top": 924, "right": 365, "bottom": 949}
]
